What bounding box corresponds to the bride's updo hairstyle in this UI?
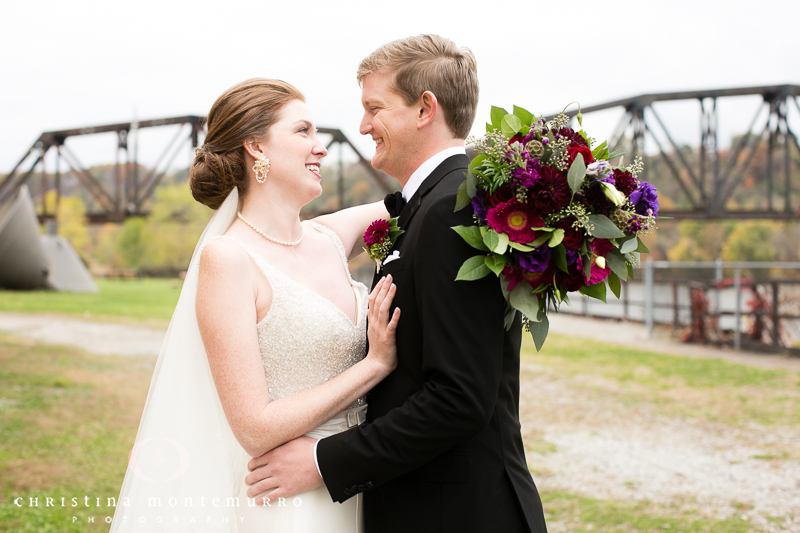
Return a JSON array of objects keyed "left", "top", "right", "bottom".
[{"left": 190, "top": 78, "right": 305, "bottom": 209}]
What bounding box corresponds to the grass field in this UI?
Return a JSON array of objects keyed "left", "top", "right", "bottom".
[
  {"left": 2, "top": 313, "right": 794, "bottom": 531},
  {"left": 0, "top": 279, "right": 182, "bottom": 326},
  {"left": 525, "top": 335, "right": 800, "bottom": 430}
]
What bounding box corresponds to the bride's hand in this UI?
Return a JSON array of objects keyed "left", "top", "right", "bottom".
[{"left": 366, "top": 275, "right": 401, "bottom": 375}]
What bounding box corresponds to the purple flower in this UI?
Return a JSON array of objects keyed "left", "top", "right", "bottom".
[
  {"left": 471, "top": 189, "right": 489, "bottom": 223},
  {"left": 514, "top": 245, "right": 551, "bottom": 273},
  {"left": 586, "top": 161, "right": 614, "bottom": 183},
  {"left": 629, "top": 182, "right": 659, "bottom": 216},
  {"left": 565, "top": 249, "right": 578, "bottom": 265}
]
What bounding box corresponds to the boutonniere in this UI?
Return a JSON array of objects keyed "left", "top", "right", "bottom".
[{"left": 364, "top": 217, "right": 405, "bottom": 273}]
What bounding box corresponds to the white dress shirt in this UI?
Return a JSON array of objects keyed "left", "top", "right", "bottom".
[
  {"left": 312, "top": 145, "right": 467, "bottom": 478},
  {"left": 401, "top": 145, "right": 467, "bottom": 201}
]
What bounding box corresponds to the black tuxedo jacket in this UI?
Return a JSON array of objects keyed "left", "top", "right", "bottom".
[{"left": 317, "top": 154, "right": 547, "bottom": 533}]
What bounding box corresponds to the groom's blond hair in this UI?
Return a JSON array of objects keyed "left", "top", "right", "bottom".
[{"left": 357, "top": 35, "right": 478, "bottom": 139}]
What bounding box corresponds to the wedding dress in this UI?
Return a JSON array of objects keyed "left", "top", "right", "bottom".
[{"left": 110, "top": 189, "right": 368, "bottom": 532}]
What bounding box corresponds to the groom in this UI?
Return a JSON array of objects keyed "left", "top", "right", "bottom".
[{"left": 246, "top": 35, "right": 547, "bottom": 532}]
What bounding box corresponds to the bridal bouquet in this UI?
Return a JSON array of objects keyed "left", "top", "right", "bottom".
[{"left": 453, "top": 105, "right": 659, "bottom": 350}]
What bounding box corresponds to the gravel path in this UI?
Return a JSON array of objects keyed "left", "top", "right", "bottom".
[
  {"left": 2, "top": 311, "right": 798, "bottom": 529},
  {"left": 0, "top": 312, "right": 164, "bottom": 357}
]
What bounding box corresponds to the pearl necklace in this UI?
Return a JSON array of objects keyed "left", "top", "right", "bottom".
[{"left": 237, "top": 212, "right": 304, "bottom": 246}]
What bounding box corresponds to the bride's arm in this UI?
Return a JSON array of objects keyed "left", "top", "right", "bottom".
[
  {"left": 312, "top": 200, "right": 389, "bottom": 259},
  {"left": 196, "top": 239, "right": 399, "bottom": 458}
]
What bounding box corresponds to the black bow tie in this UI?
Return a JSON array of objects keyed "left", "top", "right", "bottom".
[{"left": 384, "top": 191, "right": 406, "bottom": 218}]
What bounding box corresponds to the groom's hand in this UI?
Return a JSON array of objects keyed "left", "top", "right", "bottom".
[{"left": 245, "top": 436, "right": 322, "bottom": 503}]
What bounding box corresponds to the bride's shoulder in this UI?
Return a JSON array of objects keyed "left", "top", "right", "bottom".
[{"left": 198, "top": 236, "right": 252, "bottom": 279}]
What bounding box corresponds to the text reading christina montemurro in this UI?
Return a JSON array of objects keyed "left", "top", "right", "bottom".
[{"left": 13, "top": 494, "right": 304, "bottom": 525}]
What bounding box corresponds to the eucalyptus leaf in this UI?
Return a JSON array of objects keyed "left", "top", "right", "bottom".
[
  {"left": 490, "top": 106, "right": 509, "bottom": 129},
  {"left": 503, "top": 308, "right": 517, "bottom": 331},
  {"left": 548, "top": 229, "right": 565, "bottom": 248},
  {"left": 455, "top": 255, "right": 491, "bottom": 281},
  {"left": 579, "top": 280, "right": 607, "bottom": 303},
  {"left": 605, "top": 250, "right": 628, "bottom": 281},
  {"left": 552, "top": 244, "right": 568, "bottom": 273},
  {"left": 586, "top": 214, "right": 625, "bottom": 239},
  {"left": 627, "top": 261, "right": 634, "bottom": 279},
  {"left": 501, "top": 114, "right": 524, "bottom": 138},
  {"left": 583, "top": 254, "right": 592, "bottom": 280},
  {"left": 513, "top": 105, "right": 534, "bottom": 125},
  {"left": 530, "top": 312, "right": 549, "bottom": 351},
  {"left": 452, "top": 225, "right": 489, "bottom": 251},
  {"left": 567, "top": 153, "right": 586, "bottom": 194},
  {"left": 466, "top": 167, "right": 477, "bottom": 197},
  {"left": 485, "top": 254, "right": 508, "bottom": 276},
  {"left": 455, "top": 180, "right": 471, "bottom": 211},
  {"left": 636, "top": 237, "right": 650, "bottom": 253},
  {"left": 619, "top": 236, "right": 638, "bottom": 254},
  {"left": 607, "top": 271, "right": 621, "bottom": 299},
  {"left": 509, "top": 284, "right": 540, "bottom": 321}
]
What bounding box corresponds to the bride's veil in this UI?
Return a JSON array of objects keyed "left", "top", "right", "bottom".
[{"left": 111, "top": 188, "right": 249, "bottom": 532}]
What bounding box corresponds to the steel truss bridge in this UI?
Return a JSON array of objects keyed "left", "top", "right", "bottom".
[
  {"left": 3, "top": 84, "right": 799, "bottom": 222},
  {"left": 0, "top": 116, "right": 392, "bottom": 223},
  {"left": 559, "top": 84, "right": 800, "bottom": 219}
]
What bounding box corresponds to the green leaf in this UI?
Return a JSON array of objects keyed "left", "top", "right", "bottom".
[
  {"left": 552, "top": 244, "right": 567, "bottom": 273},
  {"left": 494, "top": 232, "right": 510, "bottom": 255},
  {"left": 608, "top": 148, "right": 625, "bottom": 160},
  {"left": 530, "top": 311, "right": 549, "bottom": 351},
  {"left": 567, "top": 153, "right": 586, "bottom": 194},
  {"left": 531, "top": 233, "right": 550, "bottom": 246},
  {"left": 619, "top": 236, "right": 638, "bottom": 254},
  {"left": 586, "top": 214, "right": 625, "bottom": 239},
  {"left": 455, "top": 180, "right": 471, "bottom": 211},
  {"left": 579, "top": 280, "right": 607, "bottom": 303},
  {"left": 452, "top": 225, "right": 489, "bottom": 252},
  {"left": 503, "top": 307, "right": 517, "bottom": 330},
  {"left": 509, "top": 284, "right": 540, "bottom": 321},
  {"left": 485, "top": 122, "right": 493, "bottom": 133},
  {"left": 485, "top": 254, "right": 508, "bottom": 276},
  {"left": 509, "top": 242, "right": 535, "bottom": 252},
  {"left": 513, "top": 105, "right": 535, "bottom": 126},
  {"left": 606, "top": 250, "right": 628, "bottom": 281},
  {"left": 483, "top": 229, "right": 499, "bottom": 251},
  {"left": 636, "top": 237, "right": 650, "bottom": 253},
  {"left": 466, "top": 167, "right": 477, "bottom": 197},
  {"left": 501, "top": 114, "right": 524, "bottom": 138},
  {"left": 548, "top": 228, "right": 565, "bottom": 248},
  {"left": 490, "top": 106, "right": 509, "bottom": 129},
  {"left": 592, "top": 140, "right": 609, "bottom": 161},
  {"left": 627, "top": 261, "right": 634, "bottom": 279},
  {"left": 455, "top": 255, "right": 491, "bottom": 281},
  {"left": 607, "top": 271, "right": 621, "bottom": 299}
]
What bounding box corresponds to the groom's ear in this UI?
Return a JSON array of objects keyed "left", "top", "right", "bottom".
[{"left": 416, "top": 90, "right": 438, "bottom": 130}]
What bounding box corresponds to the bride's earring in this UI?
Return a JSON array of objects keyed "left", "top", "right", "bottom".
[{"left": 253, "top": 156, "right": 270, "bottom": 184}]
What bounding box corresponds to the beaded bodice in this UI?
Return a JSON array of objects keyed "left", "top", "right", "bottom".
[{"left": 210, "top": 221, "right": 368, "bottom": 408}]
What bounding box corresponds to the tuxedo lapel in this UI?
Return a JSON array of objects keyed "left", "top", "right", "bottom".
[{"left": 396, "top": 154, "right": 469, "bottom": 230}]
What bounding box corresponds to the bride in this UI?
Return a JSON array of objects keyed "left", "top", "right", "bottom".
[{"left": 110, "top": 78, "right": 398, "bottom": 532}]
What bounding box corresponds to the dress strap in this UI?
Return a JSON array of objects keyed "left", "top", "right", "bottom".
[{"left": 303, "top": 220, "right": 353, "bottom": 280}]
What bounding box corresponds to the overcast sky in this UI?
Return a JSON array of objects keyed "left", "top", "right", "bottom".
[{"left": 2, "top": 0, "right": 798, "bottom": 176}]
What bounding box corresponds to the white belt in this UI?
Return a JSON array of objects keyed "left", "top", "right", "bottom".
[{"left": 321, "top": 404, "right": 368, "bottom": 432}]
